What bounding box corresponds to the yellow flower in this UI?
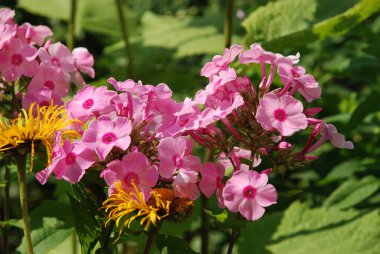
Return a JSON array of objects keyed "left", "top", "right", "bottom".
[{"left": 0, "top": 103, "right": 78, "bottom": 171}]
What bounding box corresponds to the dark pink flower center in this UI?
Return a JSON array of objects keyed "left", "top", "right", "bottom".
[
  {"left": 274, "top": 109, "right": 287, "bottom": 122},
  {"left": 82, "top": 99, "right": 94, "bottom": 109},
  {"left": 43, "top": 80, "right": 55, "bottom": 90},
  {"left": 11, "top": 54, "right": 23, "bottom": 66},
  {"left": 65, "top": 152, "right": 76, "bottom": 165},
  {"left": 243, "top": 186, "right": 257, "bottom": 199},
  {"left": 51, "top": 57, "right": 61, "bottom": 67},
  {"left": 291, "top": 69, "right": 300, "bottom": 78},
  {"left": 39, "top": 100, "right": 50, "bottom": 107},
  {"left": 102, "top": 132, "right": 117, "bottom": 144},
  {"left": 174, "top": 155, "right": 183, "bottom": 168},
  {"left": 124, "top": 172, "right": 139, "bottom": 186}
]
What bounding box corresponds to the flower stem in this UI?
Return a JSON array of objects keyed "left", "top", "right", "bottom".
[
  {"left": 226, "top": 228, "right": 239, "bottom": 254},
  {"left": 17, "top": 153, "right": 33, "bottom": 254},
  {"left": 67, "top": 0, "right": 77, "bottom": 50},
  {"left": 3, "top": 165, "right": 10, "bottom": 254},
  {"left": 143, "top": 227, "right": 158, "bottom": 254},
  {"left": 201, "top": 194, "right": 210, "bottom": 254},
  {"left": 115, "top": 0, "right": 135, "bottom": 79},
  {"left": 224, "top": 0, "right": 235, "bottom": 48}
]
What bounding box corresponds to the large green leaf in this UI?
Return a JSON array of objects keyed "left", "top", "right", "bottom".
[
  {"left": 238, "top": 201, "right": 380, "bottom": 254},
  {"left": 324, "top": 176, "right": 380, "bottom": 209},
  {"left": 17, "top": 0, "right": 137, "bottom": 36},
  {"left": 243, "top": 0, "right": 380, "bottom": 50}
]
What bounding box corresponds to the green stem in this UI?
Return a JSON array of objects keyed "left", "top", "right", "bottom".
[
  {"left": 67, "top": 0, "right": 77, "bottom": 50},
  {"left": 17, "top": 153, "right": 33, "bottom": 254},
  {"left": 226, "top": 228, "right": 238, "bottom": 254},
  {"left": 224, "top": 0, "right": 235, "bottom": 48},
  {"left": 143, "top": 227, "right": 158, "bottom": 254},
  {"left": 115, "top": 0, "right": 135, "bottom": 79},
  {"left": 201, "top": 194, "right": 210, "bottom": 254},
  {"left": 3, "top": 165, "right": 10, "bottom": 254}
]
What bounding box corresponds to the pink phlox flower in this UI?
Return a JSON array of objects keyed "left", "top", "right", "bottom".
[
  {"left": 17, "top": 22, "right": 52, "bottom": 46},
  {"left": 256, "top": 93, "right": 307, "bottom": 136},
  {"left": 23, "top": 87, "right": 63, "bottom": 111},
  {"left": 101, "top": 152, "right": 159, "bottom": 198},
  {"left": 38, "top": 42, "right": 75, "bottom": 77},
  {"left": 66, "top": 86, "right": 116, "bottom": 122},
  {"left": 158, "top": 136, "right": 201, "bottom": 178},
  {"left": 0, "top": 8, "right": 15, "bottom": 24},
  {"left": 35, "top": 132, "right": 63, "bottom": 184},
  {"left": 173, "top": 168, "right": 200, "bottom": 200},
  {"left": 82, "top": 116, "right": 132, "bottom": 161},
  {"left": 275, "top": 52, "right": 300, "bottom": 65},
  {"left": 27, "top": 66, "right": 69, "bottom": 97},
  {"left": 277, "top": 63, "right": 321, "bottom": 102},
  {"left": 72, "top": 47, "right": 94, "bottom": 77},
  {"left": 239, "top": 43, "right": 276, "bottom": 64},
  {"left": 306, "top": 123, "right": 354, "bottom": 153},
  {"left": 201, "top": 44, "right": 243, "bottom": 77},
  {"left": 107, "top": 77, "right": 148, "bottom": 94},
  {"left": 0, "top": 23, "right": 16, "bottom": 49},
  {"left": 218, "top": 147, "right": 261, "bottom": 171},
  {"left": 222, "top": 170, "right": 277, "bottom": 221},
  {"left": 200, "top": 162, "right": 225, "bottom": 207},
  {"left": 205, "top": 68, "right": 237, "bottom": 96},
  {"left": 0, "top": 37, "right": 38, "bottom": 81}
]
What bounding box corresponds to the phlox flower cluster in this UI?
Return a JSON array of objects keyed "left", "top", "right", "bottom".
[{"left": 0, "top": 8, "right": 94, "bottom": 109}]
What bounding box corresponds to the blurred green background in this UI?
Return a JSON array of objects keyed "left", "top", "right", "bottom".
[{"left": 1, "top": 0, "right": 380, "bottom": 253}]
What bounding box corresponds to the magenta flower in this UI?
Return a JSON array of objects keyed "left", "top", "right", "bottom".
[
  {"left": 158, "top": 136, "right": 201, "bottom": 178},
  {"left": 38, "top": 42, "right": 75, "bottom": 76},
  {"left": 201, "top": 44, "right": 243, "bottom": 77},
  {"left": 256, "top": 93, "right": 307, "bottom": 136},
  {"left": 200, "top": 162, "right": 225, "bottom": 207},
  {"left": 82, "top": 116, "right": 132, "bottom": 161},
  {"left": 277, "top": 63, "right": 321, "bottom": 102},
  {"left": 222, "top": 170, "right": 277, "bottom": 221},
  {"left": 0, "top": 38, "right": 38, "bottom": 82},
  {"left": 101, "top": 152, "right": 159, "bottom": 198},
  {"left": 23, "top": 87, "right": 63, "bottom": 110},
  {"left": 66, "top": 86, "right": 116, "bottom": 122},
  {"left": 27, "top": 66, "right": 69, "bottom": 97}
]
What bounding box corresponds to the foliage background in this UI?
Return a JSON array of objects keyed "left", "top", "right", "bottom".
[{"left": 0, "top": 0, "right": 379, "bottom": 253}]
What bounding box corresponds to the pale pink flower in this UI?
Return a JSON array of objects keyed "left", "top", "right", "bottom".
[
  {"left": 23, "top": 87, "right": 63, "bottom": 110},
  {"left": 256, "top": 93, "right": 307, "bottom": 136},
  {"left": 306, "top": 123, "right": 354, "bottom": 153},
  {"left": 218, "top": 147, "right": 261, "bottom": 171},
  {"left": 158, "top": 136, "right": 201, "bottom": 178},
  {"left": 82, "top": 116, "right": 132, "bottom": 161},
  {"left": 101, "top": 152, "right": 159, "bottom": 198},
  {"left": 17, "top": 22, "right": 52, "bottom": 46},
  {"left": 173, "top": 169, "right": 200, "bottom": 200},
  {"left": 222, "top": 170, "right": 277, "bottom": 221},
  {"left": 71, "top": 47, "right": 95, "bottom": 85},
  {"left": 27, "top": 66, "right": 69, "bottom": 97},
  {"left": 277, "top": 63, "right": 321, "bottom": 102},
  {"left": 39, "top": 42, "right": 75, "bottom": 76},
  {"left": 0, "top": 23, "right": 16, "bottom": 49},
  {"left": 66, "top": 86, "right": 116, "bottom": 121},
  {"left": 239, "top": 43, "right": 276, "bottom": 64},
  {"left": 201, "top": 44, "right": 243, "bottom": 77},
  {"left": 0, "top": 8, "right": 15, "bottom": 24},
  {"left": 0, "top": 38, "right": 38, "bottom": 81},
  {"left": 200, "top": 162, "right": 225, "bottom": 207}
]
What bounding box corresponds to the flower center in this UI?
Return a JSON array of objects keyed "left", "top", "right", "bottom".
[
  {"left": 82, "top": 99, "right": 94, "bottom": 109},
  {"left": 102, "top": 132, "right": 117, "bottom": 144},
  {"left": 274, "top": 109, "right": 287, "bottom": 121},
  {"left": 39, "top": 100, "right": 50, "bottom": 107},
  {"left": 291, "top": 69, "right": 300, "bottom": 78},
  {"left": 174, "top": 155, "right": 183, "bottom": 168},
  {"left": 243, "top": 186, "right": 257, "bottom": 199},
  {"left": 51, "top": 57, "right": 61, "bottom": 67},
  {"left": 65, "top": 152, "right": 76, "bottom": 165},
  {"left": 43, "top": 80, "right": 55, "bottom": 90},
  {"left": 124, "top": 172, "right": 139, "bottom": 186},
  {"left": 11, "top": 54, "right": 23, "bottom": 66}
]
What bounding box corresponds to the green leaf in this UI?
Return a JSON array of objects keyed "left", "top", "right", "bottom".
[
  {"left": 348, "top": 90, "right": 380, "bottom": 130},
  {"left": 320, "top": 159, "right": 365, "bottom": 184},
  {"left": 156, "top": 234, "right": 198, "bottom": 254},
  {"left": 204, "top": 209, "right": 246, "bottom": 229},
  {"left": 278, "top": 189, "right": 303, "bottom": 198},
  {"left": 324, "top": 176, "right": 380, "bottom": 209}
]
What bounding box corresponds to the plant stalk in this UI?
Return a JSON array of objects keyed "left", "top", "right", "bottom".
[
  {"left": 3, "top": 165, "right": 10, "bottom": 254},
  {"left": 115, "top": 0, "right": 135, "bottom": 79},
  {"left": 17, "top": 153, "right": 33, "bottom": 254},
  {"left": 143, "top": 226, "right": 158, "bottom": 254},
  {"left": 226, "top": 228, "right": 239, "bottom": 254},
  {"left": 224, "top": 0, "right": 235, "bottom": 48},
  {"left": 201, "top": 148, "right": 213, "bottom": 254},
  {"left": 67, "top": 0, "right": 77, "bottom": 50}
]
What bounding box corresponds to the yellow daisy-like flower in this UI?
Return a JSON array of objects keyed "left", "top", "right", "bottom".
[
  {"left": 103, "top": 182, "right": 171, "bottom": 233},
  {"left": 0, "top": 103, "right": 78, "bottom": 171}
]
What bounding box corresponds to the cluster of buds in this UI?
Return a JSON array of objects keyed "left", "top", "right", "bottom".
[{"left": 0, "top": 8, "right": 94, "bottom": 114}]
